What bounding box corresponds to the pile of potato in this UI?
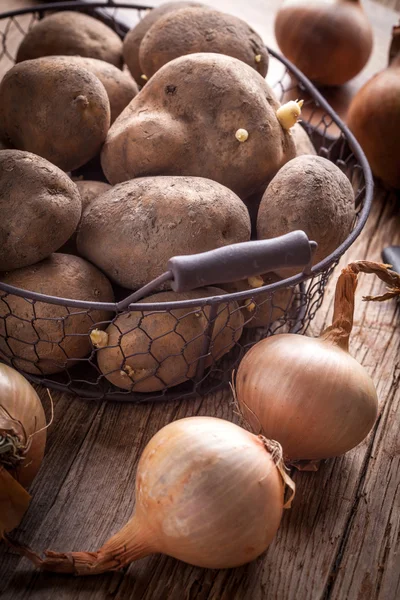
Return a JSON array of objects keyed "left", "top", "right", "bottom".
[{"left": 0, "top": 4, "right": 356, "bottom": 391}]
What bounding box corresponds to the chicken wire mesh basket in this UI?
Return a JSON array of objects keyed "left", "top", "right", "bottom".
[{"left": 0, "top": 1, "right": 373, "bottom": 402}]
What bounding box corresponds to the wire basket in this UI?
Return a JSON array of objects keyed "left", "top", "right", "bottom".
[{"left": 0, "top": 1, "right": 373, "bottom": 403}]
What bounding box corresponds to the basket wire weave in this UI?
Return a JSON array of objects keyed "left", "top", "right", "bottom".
[{"left": 0, "top": 1, "right": 373, "bottom": 402}]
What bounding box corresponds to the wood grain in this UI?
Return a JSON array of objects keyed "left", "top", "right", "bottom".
[{"left": 0, "top": 1, "right": 399, "bottom": 599}]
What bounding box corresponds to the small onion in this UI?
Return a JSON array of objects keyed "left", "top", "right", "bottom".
[
  {"left": 0, "top": 364, "right": 46, "bottom": 534},
  {"left": 275, "top": 0, "right": 373, "bottom": 86},
  {"left": 8, "top": 417, "right": 294, "bottom": 573},
  {"left": 235, "top": 262, "right": 400, "bottom": 464}
]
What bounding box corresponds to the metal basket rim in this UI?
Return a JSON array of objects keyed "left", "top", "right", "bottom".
[{"left": 0, "top": 1, "right": 374, "bottom": 311}]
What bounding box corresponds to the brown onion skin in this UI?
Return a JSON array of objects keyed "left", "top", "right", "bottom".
[
  {"left": 347, "top": 60, "right": 400, "bottom": 189},
  {"left": 18, "top": 417, "right": 287, "bottom": 573},
  {"left": 0, "top": 364, "right": 46, "bottom": 488},
  {"left": 274, "top": 0, "right": 373, "bottom": 86},
  {"left": 236, "top": 335, "right": 378, "bottom": 461}
]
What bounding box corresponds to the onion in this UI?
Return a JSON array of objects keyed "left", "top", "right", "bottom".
[
  {"left": 0, "top": 364, "right": 46, "bottom": 534},
  {"left": 275, "top": 0, "right": 373, "bottom": 86},
  {"left": 235, "top": 262, "right": 400, "bottom": 465},
  {"left": 7, "top": 417, "right": 294, "bottom": 573},
  {"left": 347, "top": 24, "right": 400, "bottom": 189}
]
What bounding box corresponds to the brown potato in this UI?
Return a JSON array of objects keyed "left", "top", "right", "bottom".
[
  {"left": 257, "top": 156, "right": 355, "bottom": 276},
  {"left": 220, "top": 273, "right": 293, "bottom": 328},
  {"left": 123, "top": 1, "right": 204, "bottom": 83},
  {"left": 75, "top": 180, "right": 112, "bottom": 210},
  {"left": 139, "top": 7, "right": 268, "bottom": 79},
  {"left": 0, "top": 254, "right": 114, "bottom": 375},
  {"left": 77, "top": 176, "right": 251, "bottom": 289},
  {"left": 92, "top": 288, "right": 244, "bottom": 392},
  {"left": 47, "top": 56, "right": 138, "bottom": 123},
  {"left": 101, "top": 53, "right": 296, "bottom": 198},
  {"left": 0, "top": 57, "right": 110, "bottom": 172},
  {"left": 292, "top": 123, "right": 317, "bottom": 157},
  {"left": 61, "top": 180, "right": 112, "bottom": 254},
  {"left": 0, "top": 150, "right": 81, "bottom": 271},
  {"left": 16, "top": 11, "right": 123, "bottom": 68}
]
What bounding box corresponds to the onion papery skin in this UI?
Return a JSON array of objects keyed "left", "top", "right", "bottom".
[
  {"left": 22, "top": 417, "right": 287, "bottom": 573},
  {"left": 134, "top": 417, "right": 285, "bottom": 568},
  {"left": 347, "top": 63, "right": 400, "bottom": 189},
  {"left": 274, "top": 0, "right": 373, "bottom": 86},
  {"left": 236, "top": 335, "right": 378, "bottom": 461},
  {"left": 0, "top": 363, "right": 46, "bottom": 488}
]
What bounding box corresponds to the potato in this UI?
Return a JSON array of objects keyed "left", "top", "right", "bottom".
[
  {"left": 0, "top": 150, "right": 82, "bottom": 271},
  {"left": 16, "top": 11, "right": 123, "bottom": 68},
  {"left": 0, "top": 57, "right": 110, "bottom": 172},
  {"left": 101, "top": 53, "right": 296, "bottom": 198},
  {"left": 220, "top": 273, "right": 293, "bottom": 328},
  {"left": 292, "top": 123, "right": 317, "bottom": 157},
  {"left": 91, "top": 288, "right": 244, "bottom": 392},
  {"left": 47, "top": 56, "right": 138, "bottom": 123},
  {"left": 0, "top": 254, "right": 114, "bottom": 375},
  {"left": 139, "top": 7, "right": 269, "bottom": 79},
  {"left": 123, "top": 1, "right": 204, "bottom": 83},
  {"left": 257, "top": 156, "right": 355, "bottom": 276},
  {"left": 77, "top": 176, "right": 251, "bottom": 289},
  {"left": 75, "top": 180, "right": 112, "bottom": 209},
  {"left": 61, "top": 180, "right": 112, "bottom": 254}
]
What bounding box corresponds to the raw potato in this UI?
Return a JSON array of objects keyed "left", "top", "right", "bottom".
[
  {"left": 123, "top": 1, "right": 204, "bottom": 83},
  {"left": 0, "top": 150, "right": 82, "bottom": 271},
  {"left": 221, "top": 273, "right": 293, "bottom": 328},
  {"left": 0, "top": 57, "right": 110, "bottom": 172},
  {"left": 16, "top": 11, "right": 123, "bottom": 68},
  {"left": 139, "top": 7, "right": 269, "bottom": 78},
  {"left": 93, "top": 288, "right": 244, "bottom": 392},
  {"left": 0, "top": 254, "right": 114, "bottom": 375},
  {"left": 292, "top": 123, "right": 317, "bottom": 156},
  {"left": 101, "top": 53, "right": 296, "bottom": 198},
  {"left": 75, "top": 180, "right": 112, "bottom": 210},
  {"left": 77, "top": 176, "right": 250, "bottom": 289},
  {"left": 51, "top": 56, "right": 138, "bottom": 123},
  {"left": 257, "top": 156, "right": 355, "bottom": 276},
  {"left": 61, "top": 180, "right": 112, "bottom": 254}
]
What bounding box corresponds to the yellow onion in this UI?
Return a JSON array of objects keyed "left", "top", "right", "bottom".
[
  {"left": 235, "top": 262, "right": 400, "bottom": 463},
  {"left": 275, "top": 0, "right": 373, "bottom": 86},
  {"left": 8, "top": 417, "right": 294, "bottom": 573},
  {"left": 0, "top": 363, "right": 46, "bottom": 534}
]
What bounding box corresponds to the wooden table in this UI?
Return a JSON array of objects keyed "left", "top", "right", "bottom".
[{"left": 0, "top": 1, "right": 399, "bottom": 599}]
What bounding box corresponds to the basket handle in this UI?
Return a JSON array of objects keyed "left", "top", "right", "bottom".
[
  {"left": 168, "top": 231, "right": 317, "bottom": 292},
  {"left": 116, "top": 231, "right": 317, "bottom": 309}
]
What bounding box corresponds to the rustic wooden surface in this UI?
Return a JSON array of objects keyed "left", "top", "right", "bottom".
[{"left": 0, "top": 1, "right": 399, "bottom": 599}]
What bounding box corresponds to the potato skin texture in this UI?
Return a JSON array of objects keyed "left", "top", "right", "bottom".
[
  {"left": 61, "top": 180, "right": 112, "bottom": 255},
  {"left": 123, "top": 1, "right": 204, "bottom": 82},
  {"left": 257, "top": 156, "right": 355, "bottom": 276},
  {"left": 0, "top": 254, "right": 114, "bottom": 375},
  {"left": 139, "top": 7, "right": 268, "bottom": 78},
  {"left": 77, "top": 176, "right": 251, "bottom": 289},
  {"left": 292, "top": 123, "right": 317, "bottom": 157},
  {"left": 0, "top": 57, "right": 110, "bottom": 172},
  {"left": 0, "top": 150, "right": 82, "bottom": 271},
  {"left": 50, "top": 56, "right": 138, "bottom": 124},
  {"left": 101, "top": 53, "right": 296, "bottom": 198},
  {"left": 16, "top": 11, "right": 123, "bottom": 68},
  {"left": 220, "top": 273, "right": 292, "bottom": 328},
  {"left": 95, "top": 289, "right": 244, "bottom": 391}
]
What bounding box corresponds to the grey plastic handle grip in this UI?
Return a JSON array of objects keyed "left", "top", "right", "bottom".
[{"left": 168, "top": 231, "right": 317, "bottom": 292}]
